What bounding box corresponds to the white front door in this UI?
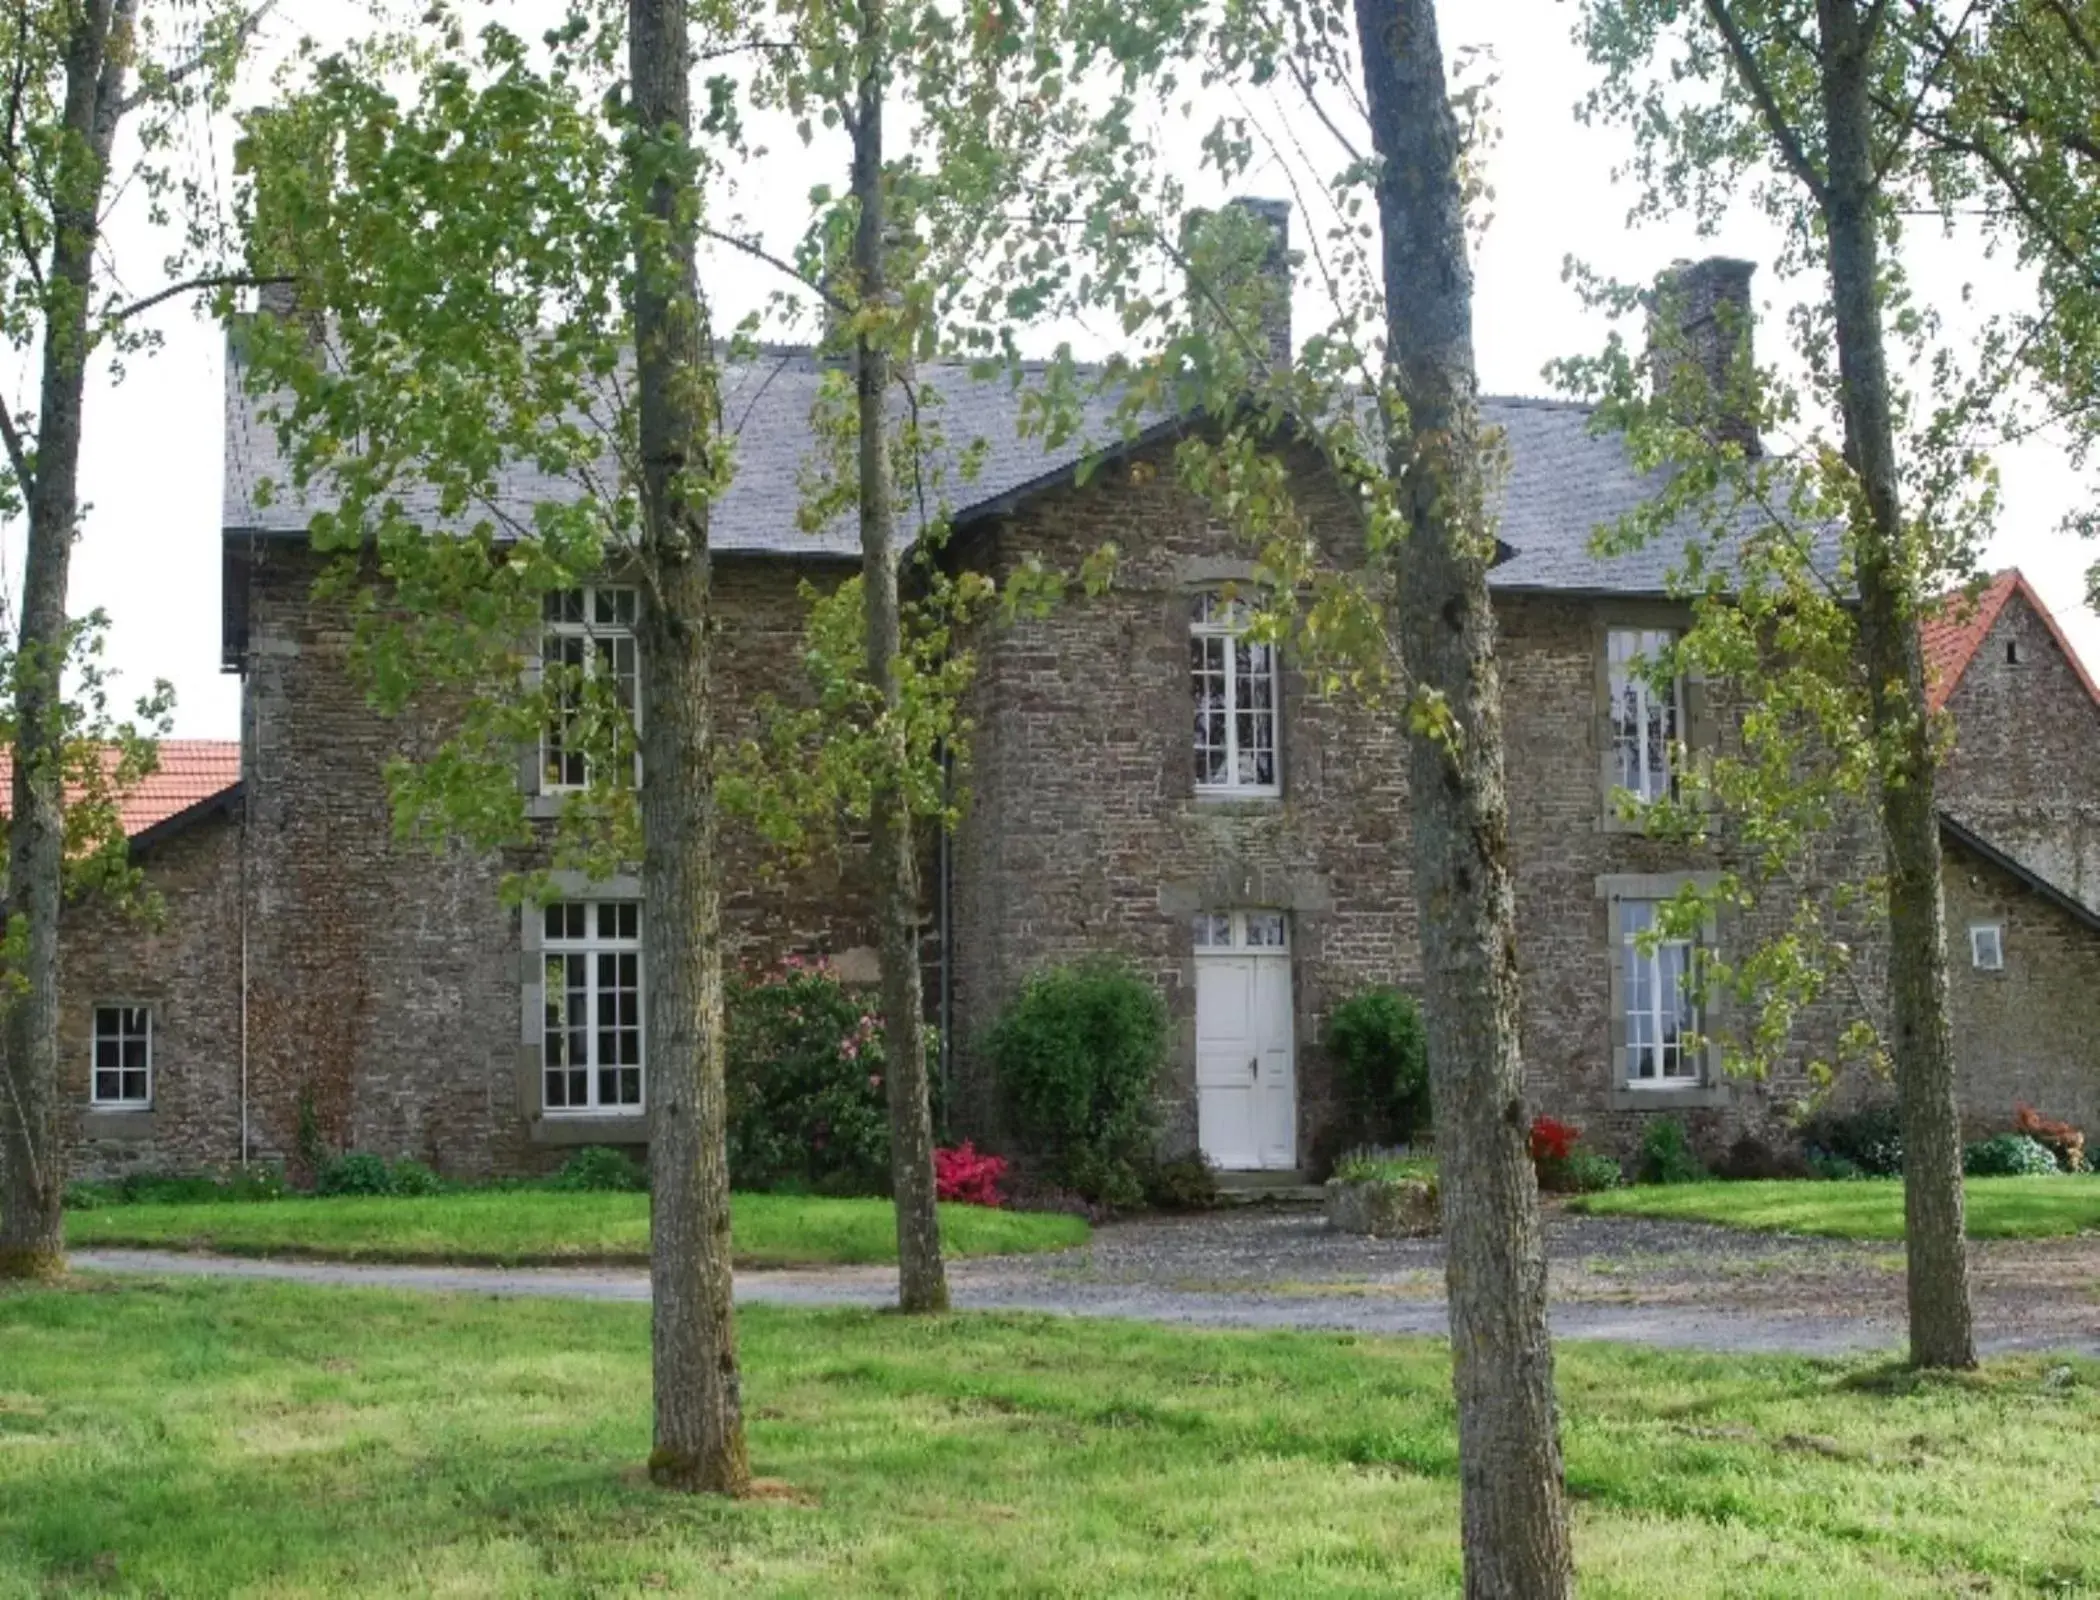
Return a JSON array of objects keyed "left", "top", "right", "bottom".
[{"left": 1194, "top": 911, "right": 1297, "bottom": 1170}]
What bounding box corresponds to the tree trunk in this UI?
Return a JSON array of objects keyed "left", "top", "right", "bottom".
[
  {"left": 629, "top": 0, "right": 752, "bottom": 1492},
  {"left": 0, "top": 0, "right": 135, "bottom": 1283},
  {"left": 1354, "top": 0, "right": 1575, "bottom": 1592},
  {"left": 1816, "top": 0, "right": 1976, "bottom": 1371},
  {"left": 852, "top": 0, "right": 948, "bottom": 1315}
]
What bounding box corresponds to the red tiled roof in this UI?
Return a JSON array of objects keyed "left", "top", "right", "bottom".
[
  {"left": 0, "top": 739, "right": 241, "bottom": 839},
  {"left": 1921, "top": 568, "right": 2100, "bottom": 715}
]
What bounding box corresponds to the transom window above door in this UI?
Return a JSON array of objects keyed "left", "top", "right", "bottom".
[
  {"left": 1190, "top": 592, "right": 1279, "bottom": 796},
  {"left": 1193, "top": 910, "right": 1289, "bottom": 951}
]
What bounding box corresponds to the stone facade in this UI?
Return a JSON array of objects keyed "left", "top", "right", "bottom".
[
  {"left": 947, "top": 444, "right": 1415, "bottom": 1170},
  {"left": 1937, "top": 584, "right": 2100, "bottom": 916},
  {"left": 1944, "top": 836, "right": 2100, "bottom": 1134},
  {"left": 62, "top": 808, "right": 245, "bottom": 1181},
  {"left": 53, "top": 303, "right": 2100, "bottom": 1183},
  {"left": 66, "top": 541, "right": 879, "bottom": 1182}
]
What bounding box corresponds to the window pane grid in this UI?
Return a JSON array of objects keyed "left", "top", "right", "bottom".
[
  {"left": 1190, "top": 911, "right": 1290, "bottom": 952},
  {"left": 1190, "top": 596, "right": 1279, "bottom": 794},
  {"left": 1620, "top": 901, "right": 1700, "bottom": 1085},
  {"left": 91, "top": 1005, "right": 151, "bottom": 1107},
  {"left": 542, "top": 586, "right": 641, "bottom": 792},
  {"left": 1608, "top": 628, "right": 1682, "bottom": 804},
  {"left": 542, "top": 901, "right": 644, "bottom": 1113}
]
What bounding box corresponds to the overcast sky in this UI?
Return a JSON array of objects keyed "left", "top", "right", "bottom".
[{"left": 16, "top": 0, "right": 2096, "bottom": 739}]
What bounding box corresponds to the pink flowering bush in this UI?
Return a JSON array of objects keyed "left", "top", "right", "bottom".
[
  {"left": 727, "top": 955, "right": 922, "bottom": 1195},
  {"left": 933, "top": 1142, "right": 1007, "bottom": 1208}
]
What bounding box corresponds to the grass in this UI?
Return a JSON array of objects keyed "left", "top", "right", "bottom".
[
  {"left": 61, "top": 1190, "right": 1088, "bottom": 1268},
  {"left": 1571, "top": 1174, "right": 2100, "bottom": 1240},
  {"left": 2, "top": 1277, "right": 2096, "bottom": 1596}
]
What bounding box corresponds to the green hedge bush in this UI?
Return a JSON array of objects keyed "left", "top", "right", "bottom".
[
  {"left": 987, "top": 959, "right": 1165, "bottom": 1209},
  {"left": 1962, "top": 1134, "right": 2060, "bottom": 1178},
  {"left": 1326, "top": 987, "right": 1430, "bottom": 1145},
  {"left": 726, "top": 958, "right": 909, "bottom": 1196},
  {"left": 1636, "top": 1117, "right": 1705, "bottom": 1185}
]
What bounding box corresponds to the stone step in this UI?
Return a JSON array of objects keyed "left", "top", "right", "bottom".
[{"left": 1212, "top": 1170, "right": 1325, "bottom": 1206}]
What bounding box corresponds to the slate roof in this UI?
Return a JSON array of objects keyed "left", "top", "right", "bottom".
[
  {"left": 0, "top": 741, "right": 242, "bottom": 839},
  {"left": 224, "top": 342, "right": 1803, "bottom": 596},
  {"left": 1921, "top": 568, "right": 2100, "bottom": 714}
]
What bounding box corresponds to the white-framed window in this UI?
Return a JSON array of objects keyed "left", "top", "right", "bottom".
[
  {"left": 1607, "top": 627, "right": 1684, "bottom": 805},
  {"left": 91, "top": 1005, "right": 152, "bottom": 1108},
  {"left": 1619, "top": 900, "right": 1702, "bottom": 1087},
  {"left": 1969, "top": 922, "right": 2005, "bottom": 972},
  {"left": 1193, "top": 910, "right": 1290, "bottom": 952},
  {"left": 542, "top": 586, "right": 640, "bottom": 791},
  {"left": 1190, "top": 592, "right": 1279, "bottom": 796},
  {"left": 542, "top": 901, "right": 644, "bottom": 1114}
]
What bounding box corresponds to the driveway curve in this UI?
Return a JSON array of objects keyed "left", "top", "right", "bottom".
[{"left": 75, "top": 1206, "right": 2100, "bottom": 1359}]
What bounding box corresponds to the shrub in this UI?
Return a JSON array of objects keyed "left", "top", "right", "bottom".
[
  {"left": 1529, "top": 1115, "right": 1622, "bottom": 1193},
  {"left": 2014, "top": 1104, "right": 2087, "bottom": 1174},
  {"left": 726, "top": 958, "right": 905, "bottom": 1196},
  {"left": 986, "top": 959, "right": 1165, "bottom": 1210},
  {"left": 1797, "top": 1101, "right": 1904, "bottom": 1177},
  {"left": 1144, "top": 1152, "right": 1220, "bottom": 1211},
  {"left": 1807, "top": 1150, "right": 1868, "bottom": 1181},
  {"left": 74, "top": 1166, "right": 291, "bottom": 1207},
  {"left": 387, "top": 1159, "right": 446, "bottom": 1198},
  {"left": 549, "top": 1145, "right": 646, "bottom": 1193},
  {"left": 1330, "top": 1145, "right": 1436, "bottom": 1186},
  {"left": 933, "top": 1142, "right": 1007, "bottom": 1207},
  {"left": 1714, "top": 1136, "right": 1811, "bottom": 1182},
  {"left": 315, "top": 1152, "right": 395, "bottom": 1197},
  {"left": 1962, "top": 1134, "right": 2061, "bottom": 1178},
  {"left": 1636, "top": 1117, "right": 1705, "bottom": 1185},
  {"left": 1327, "top": 987, "right": 1431, "bottom": 1145},
  {"left": 1557, "top": 1151, "right": 1624, "bottom": 1193}
]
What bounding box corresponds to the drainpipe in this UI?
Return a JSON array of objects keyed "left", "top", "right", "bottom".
[
  {"left": 238, "top": 632, "right": 253, "bottom": 1169},
  {"left": 937, "top": 741, "right": 954, "bottom": 1137}
]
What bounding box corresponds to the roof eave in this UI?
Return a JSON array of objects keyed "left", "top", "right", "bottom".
[{"left": 129, "top": 781, "right": 243, "bottom": 859}]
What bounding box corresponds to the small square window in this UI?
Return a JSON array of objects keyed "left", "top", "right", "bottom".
[
  {"left": 1970, "top": 923, "right": 2004, "bottom": 972},
  {"left": 1192, "top": 913, "right": 1232, "bottom": 949},
  {"left": 91, "top": 1005, "right": 152, "bottom": 1108}
]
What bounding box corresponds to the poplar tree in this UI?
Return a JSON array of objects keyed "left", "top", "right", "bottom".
[
  {"left": 237, "top": 1, "right": 750, "bottom": 1490},
  {"left": 0, "top": 0, "right": 270, "bottom": 1280}
]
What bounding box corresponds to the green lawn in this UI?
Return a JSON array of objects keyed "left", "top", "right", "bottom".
[
  {"left": 2, "top": 1278, "right": 2095, "bottom": 1596},
  {"left": 1571, "top": 1175, "right": 2100, "bottom": 1240},
  {"left": 61, "top": 1190, "right": 1087, "bottom": 1268}
]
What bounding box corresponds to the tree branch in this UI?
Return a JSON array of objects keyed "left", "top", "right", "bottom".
[
  {"left": 2039, "top": 0, "right": 2098, "bottom": 66},
  {"left": 1874, "top": 0, "right": 1983, "bottom": 183},
  {"left": 111, "top": 270, "right": 294, "bottom": 323},
  {"left": 117, "top": 0, "right": 276, "bottom": 115},
  {"left": 1701, "top": 0, "right": 1831, "bottom": 205},
  {"left": 0, "top": 391, "right": 32, "bottom": 496},
  {"left": 698, "top": 223, "right": 844, "bottom": 310}
]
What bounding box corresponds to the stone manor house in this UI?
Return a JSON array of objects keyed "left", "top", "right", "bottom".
[{"left": 50, "top": 235, "right": 2100, "bottom": 1183}]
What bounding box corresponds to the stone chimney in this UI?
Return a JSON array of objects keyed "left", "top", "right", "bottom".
[
  {"left": 1647, "top": 257, "right": 1759, "bottom": 456},
  {"left": 1185, "top": 196, "right": 1294, "bottom": 375}
]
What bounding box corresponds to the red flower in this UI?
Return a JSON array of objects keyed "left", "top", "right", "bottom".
[
  {"left": 1528, "top": 1115, "right": 1579, "bottom": 1165},
  {"left": 933, "top": 1141, "right": 1008, "bottom": 1207}
]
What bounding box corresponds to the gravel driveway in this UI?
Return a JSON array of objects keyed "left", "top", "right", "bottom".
[{"left": 74, "top": 1203, "right": 2100, "bottom": 1359}]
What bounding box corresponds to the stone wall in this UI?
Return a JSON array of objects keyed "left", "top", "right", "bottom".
[
  {"left": 1945, "top": 840, "right": 2100, "bottom": 1135},
  {"left": 62, "top": 810, "right": 246, "bottom": 1182},
  {"left": 948, "top": 444, "right": 1415, "bottom": 1170},
  {"left": 64, "top": 541, "right": 878, "bottom": 1181},
  {"left": 948, "top": 459, "right": 1883, "bottom": 1171},
  {"left": 1938, "top": 590, "right": 2100, "bottom": 916}
]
